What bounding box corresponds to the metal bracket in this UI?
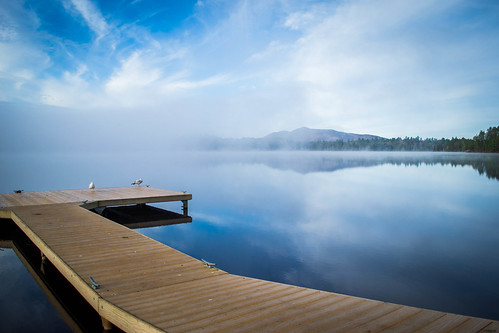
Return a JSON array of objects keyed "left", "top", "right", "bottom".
[
  {"left": 90, "top": 276, "right": 100, "bottom": 290},
  {"left": 201, "top": 259, "right": 216, "bottom": 268}
]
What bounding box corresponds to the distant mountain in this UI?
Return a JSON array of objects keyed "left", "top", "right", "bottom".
[
  {"left": 196, "top": 125, "right": 499, "bottom": 152},
  {"left": 263, "top": 127, "right": 381, "bottom": 143},
  {"left": 199, "top": 127, "right": 383, "bottom": 150}
]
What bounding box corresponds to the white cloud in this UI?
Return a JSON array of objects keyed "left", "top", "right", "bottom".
[
  {"left": 160, "top": 74, "right": 230, "bottom": 92},
  {"left": 191, "top": 212, "right": 228, "bottom": 226},
  {"left": 105, "top": 51, "right": 163, "bottom": 94},
  {"left": 0, "top": 25, "right": 17, "bottom": 40},
  {"left": 0, "top": 1, "right": 50, "bottom": 102},
  {"left": 102, "top": 47, "right": 232, "bottom": 109},
  {"left": 0, "top": 41, "right": 51, "bottom": 102},
  {"left": 40, "top": 65, "right": 93, "bottom": 106},
  {"left": 284, "top": 11, "right": 314, "bottom": 31},
  {"left": 65, "top": 0, "right": 110, "bottom": 39}
]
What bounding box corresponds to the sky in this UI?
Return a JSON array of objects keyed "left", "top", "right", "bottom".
[{"left": 1, "top": 0, "right": 499, "bottom": 151}]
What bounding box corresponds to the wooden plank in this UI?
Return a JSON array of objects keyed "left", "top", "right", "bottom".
[
  {"left": 128, "top": 279, "right": 282, "bottom": 322},
  {"left": 91, "top": 259, "right": 211, "bottom": 282},
  {"left": 156, "top": 283, "right": 306, "bottom": 331},
  {"left": 351, "top": 306, "right": 423, "bottom": 332},
  {"left": 237, "top": 290, "right": 338, "bottom": 332},
  {"left": 451, "top": 317, "right": 496, "bottom": 332},
  {"left": 0, "top": 208, "right": 11, "bottom": 219},
  {"left": 97, "top": 298, "right": 164, "bottom": 333},
  {"left": 315, "top": 302, "right": 403, "bottom": 333},
  {"left": 208, "top": 290, "right": 336, "bottom": 333},
  {"left": 168, "top": 289, "right": 319, "bottom": 333},
  {"left": 265, "top": 294, "right": 359, "bottom": 332},
  {"left": 114, "top": 273, "right": 245, "bottom": 298},
  {"left": 420, "top": 313, "right": 476, "bottom": 332},
  {"left": 55, "top": 241, "right": 169, "bottom": 261},
  {"left": 63, "top": 248, "right": 195, "bottom": 272},
  {"left": 279, "top": 298, "right": 386, "bottom": 333},
  {"left": 0, "top": 193, "right": 25, "bottom": 207},
  {"left": 382, "top": 309, "right": 446, "bottom": 332},
  {"left": 95, "top": 264, "right": 221, "bottom": 292},
  {"left": 480, "top": 321, "right": 499, "bottom": 332},
  {"left": 113, "top": 275, "right": 265, "bottom": 310},
  {"left": 0, "top": 186, "right": 191, "bottom": 209}
]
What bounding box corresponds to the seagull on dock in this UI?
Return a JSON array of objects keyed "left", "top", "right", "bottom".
[
  {"left": 131, "top": 178, "right": 143, "bottom": 186},
  {"left": 89, "top": 181, "right": 95, "bottom": 189}
]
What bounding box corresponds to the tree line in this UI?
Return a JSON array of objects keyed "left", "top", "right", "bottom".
[{"left": 306, "top": 125, "right": 499, "bottom": 152}]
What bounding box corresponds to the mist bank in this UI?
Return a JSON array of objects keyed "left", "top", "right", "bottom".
[
  {"left": 198, "top": 126, "right": 499, "bottom": 153},
  {"left": 0, "top": 102, "right": 197, "bottom": 153},
  {"left": 2, "top": 102, "right": 497, "bottom": 154}
]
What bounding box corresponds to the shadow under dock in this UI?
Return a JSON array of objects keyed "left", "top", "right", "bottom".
[{"left": 92, "top": 204, "right": 192, "bottom": 229}]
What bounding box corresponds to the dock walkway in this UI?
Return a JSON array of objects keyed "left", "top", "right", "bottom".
[{"left": 1, "top": 187, "right": 498, "bottom": 332}]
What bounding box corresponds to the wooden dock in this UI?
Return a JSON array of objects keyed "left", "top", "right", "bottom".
[{"left": 1, "top": 187, "right": 498, "bottom": 332}]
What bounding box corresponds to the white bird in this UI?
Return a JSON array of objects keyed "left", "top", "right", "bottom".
[
  {"left": 131, "top": 178, "right": 143, "bottom": 186},
  {"left": 89, "top": 181, "right": 95, "bottom": 189}
]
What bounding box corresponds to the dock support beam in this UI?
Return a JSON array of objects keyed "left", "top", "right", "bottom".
[
  {"left": 182, "top": 200, "right": 188, "bottom": 217},
  {"left": 41, "top": 252, "right": 47, "bottom": 274},
  {"left": 41, "top": 252, "right": 47, "bottom": 264},
  {"left": 101, "top": 317, "right": 113, "bottom": 331}
]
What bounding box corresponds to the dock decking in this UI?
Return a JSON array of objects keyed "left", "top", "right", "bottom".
[{"left": 1, "top": 187, "right": 498, "bottom": 332}]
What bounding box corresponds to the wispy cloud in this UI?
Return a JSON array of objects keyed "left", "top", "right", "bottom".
[
  {"left": 63, "top": 0, "right": 110, "bottom": 39},
  {"left": 105, "top": 51, "right": 163, "bottom": 94},
  {"left": 39, "top": 65, "right": 92, "bottom": 106},
  {"left": 101, "top": 45, "right": 232, "bottom": 109}
]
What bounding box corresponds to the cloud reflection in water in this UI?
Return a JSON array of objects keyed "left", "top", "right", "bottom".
[
  {"left": 1, "top": 151, "right": 498, "bottom": 322},
  {"left": 141, "top": 151, "right": 499, "bottom": 321}
]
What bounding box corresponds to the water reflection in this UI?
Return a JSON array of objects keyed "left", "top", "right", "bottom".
[
  {"left": 1, "top": 151, "right": 499, "bottom": 325},
  {"left": 139, "top": 152, "right": 499, "bottom": 321},
  {"left": 188, "top": 151, "right": 499, "bottom": 180}
]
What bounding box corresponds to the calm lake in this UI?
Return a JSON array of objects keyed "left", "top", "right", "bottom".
[{"left": 1, "top": 151, "right": 499, "bottom": 331}]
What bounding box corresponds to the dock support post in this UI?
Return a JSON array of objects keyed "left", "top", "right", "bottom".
[
  {"left": 40, "top": 252, "right": 47, "bottom": 274},
  {"left": 41, "top": 252, "right": 47, "bottom": 264},
  {"left": 182, "top": 200, "right": 188, "bottom": 217},
  {"left": 101, "top": 317, "right": 113, "bottom": 331}
]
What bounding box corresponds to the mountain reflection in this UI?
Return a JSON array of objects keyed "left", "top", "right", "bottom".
[{"left": 208, "top": 152, "right": 499, "bottom": 181}]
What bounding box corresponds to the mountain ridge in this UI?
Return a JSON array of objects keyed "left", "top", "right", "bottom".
[
  {"left": 199, "top": 127, "right": 383, "bottom": 150},
  {"left": 263, "top": 127, "right": 382, "bottom": 142},
  {"left": 195, "top": 125, "right": 499, "bottom": 152}
]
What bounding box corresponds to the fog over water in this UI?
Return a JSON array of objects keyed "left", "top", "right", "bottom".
[{"left": 1, "top": 151, "right": 499, "bottom": 330}]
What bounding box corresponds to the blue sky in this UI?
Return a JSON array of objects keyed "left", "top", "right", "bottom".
[{"left": 1, "top": 0, "right": 498, "bottom": 145}]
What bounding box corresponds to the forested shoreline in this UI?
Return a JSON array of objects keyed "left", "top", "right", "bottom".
[{"left": 306, "top": 126, "right": 499, "bottom": 152}]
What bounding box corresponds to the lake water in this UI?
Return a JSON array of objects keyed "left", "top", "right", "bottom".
[{"left": 1, "top": 151, "right": 499, "bottom": 331}]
